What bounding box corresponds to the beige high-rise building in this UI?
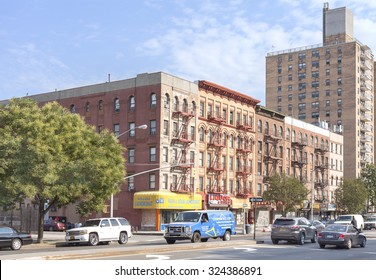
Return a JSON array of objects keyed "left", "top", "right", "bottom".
[{"left": 265, "top": 3, "right": 374, "bottom": 179}]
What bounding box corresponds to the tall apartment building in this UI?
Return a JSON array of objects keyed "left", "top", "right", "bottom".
[{"left": 265, "top": 3, "right": 374, "bottom": 179}]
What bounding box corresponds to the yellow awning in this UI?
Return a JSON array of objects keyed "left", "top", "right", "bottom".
[{"left": 133, "top": 191, "right": 202, "bottom": 210}]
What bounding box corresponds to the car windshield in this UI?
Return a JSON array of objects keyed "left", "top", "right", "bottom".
[
  {"left": 325, "top": 225, "right": 347, "bottom": 232},
  {"left": 273, "top": 219, "right": 295, "bottom": 226},
  {"left": 83, "top": 219, "right": 101, "bottom": 227},
  {"left": 366, "top": 218, "right": 376, "bottom": 222},
  {"left": 174, "top": 212, "right": 201, "bottom": 222},
  {"left": 337, "top": 216, "right": 352, "bottom": 221}
]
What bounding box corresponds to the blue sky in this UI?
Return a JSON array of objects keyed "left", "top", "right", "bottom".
[{"left": 1, "top": 0, "right": 376, "bottom": 104}]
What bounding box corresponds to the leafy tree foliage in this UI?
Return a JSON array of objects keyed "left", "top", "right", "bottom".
[
  {"left": 360, "top": 163, "right": 376, "bottom": 212},
  {"left": 263, "top": 173, "right": 308, "bottom": 216},
  {"left": 0, "top": 99, "right": 125, "bottom": 242},
  {"left": 334, "top": 179, "right": 367, "bottom": 214}
]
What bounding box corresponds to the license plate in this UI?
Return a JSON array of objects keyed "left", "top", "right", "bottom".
[
  {"left": 69, "top": 235, "right": 75, "bottom": 240},
  {"left": 326, "top": 234, "right": 334, "bottom": 238},
  {"left": 279, "top": 228, "right": 288, "bottom": 232}
]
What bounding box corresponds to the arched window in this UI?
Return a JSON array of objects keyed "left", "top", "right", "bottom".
[
  {"left": 129, "top": 96, "right": 135, "bottom": 111},
  {"left": 229, "top": 135, "right": 234, "bottom": 148},
  {"left": 199, "top": 127, "right": 205, "bottom": 142},
  {"left": 174, "top": 96, "right": 179, "bottom": 111},
  {"left": 272, "top": 124, "right": 277, "bottom": 136},
  {"left": 150, "top": 93, "right": 157, "bottom": 107},
  {"left": 286, "top": 128, "right": 290, "bottom": 140},
  {"left": 279, "top": 126, "right": 283, "bottom": 138},
  {"left": 292, "top": 130, "right": 296, "bottom": 142},
  {"left": 70, "top": 104, "right": 76, "bottom": 113},
  {"left": 98, "top": 100, "right": 103, "bottom": 111},
  {"left": 114, "top": 98, "right": 120, "bottom": 112},
  {"left": 265, "top": 122, "right": 269, "bottom": 134},
  {"left": 191, "top": 101, "right": 196, "bottom": 115},
  {"left": 258, "top": 120, "right": 262, "bottom": 132},
  {"left": 207, "top": 129, "right": 213, "bottom": 143},
  {"left": 164, "top": 93, "right": 170, "bottom": 109},
  {"left": 182, "top": 99, "right": 188, "bottom": 113},
  {"left": 85, "top": 102, "right": 90, "bottom": 112},
  {"left": 222, "top": 132, "right": 227, "bottom": 146}
]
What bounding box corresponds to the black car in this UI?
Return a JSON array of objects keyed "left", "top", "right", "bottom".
[
  {"left": 317, "top": 224, "right": 366, "bottom": 249},
  {"left": 0, "top": 226, "right": 33, "bottom": 250}
]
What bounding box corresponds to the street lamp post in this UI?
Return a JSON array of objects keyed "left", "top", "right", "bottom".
[{"left": 110, "top": 124, "right": 148, "bottom": 217}]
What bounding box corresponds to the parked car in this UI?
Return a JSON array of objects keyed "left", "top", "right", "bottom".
[
  {"left": 364, "top": 217, "right": 376, "bottom": 230},
  {"left": 44, "top": 219, "right": 66, "bottom": 231},
  {"left": 65, "top": 217, "right": 132, "bottom": 246},
  {"left": 0, "top": 226, "right": 33, "bottom": 250},
  {"left": 271, "top": 217, "right": 317, "bottom": 245},
  {"left": 318, "top": 224, "right": 366, "bottom": 249},
  {"left": 310, "top": 220, "right": 325, "bottom": 232}
]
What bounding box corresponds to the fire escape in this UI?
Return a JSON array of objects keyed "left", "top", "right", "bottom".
[
  {"left": 206, "top": 111, "right": 226, "bottom": 193},
  {"left": 170, "top": 101, "right": 195, "bottom": 193},
  {"left": 291, "top": 137, "right": 308, "bottom": 183},
  {"left": 235, "top": 137, "right": 252, "bottom": 197},
  {"left": 263, "top": 128, "right": 283, "bottom": 183},
  {"left": 314, "top": 143, "right": 329, "bottom": 202}
]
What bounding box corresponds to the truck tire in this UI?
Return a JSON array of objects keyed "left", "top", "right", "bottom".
[
  {"left": 191, "top": 232, "right": 201, "bottom": 243},
  {"left": 89, "top": 233, "right": 99, "bottom": 246},
  {"left": 118, "top": 232, "right": 128, "bottom": 244},
  {"left": 222, "top": 230, "right": 231, "bottom": 241}
]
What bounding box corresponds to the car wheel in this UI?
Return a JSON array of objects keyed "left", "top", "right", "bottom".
[
  {"left": 345, "top": 239, "right": 352, "bottom": 249},
  {"left": 191, "top": 232, "right": 201, "bottom": 243},
  {"left": 118, "top": 232, "right": 128, "bottom": 245},
  {"left": 88, "top": 233, "right": 99, "bottom": 246},
  {"left": 49, "top": 226, "right": 54, "bottom": 231},
  {"left": 11, "top": 238, "right": 22, "bottom": 250},
  {"left": 319, "top": 244, "right": 325, "bottom": 249},
  {"left": 311, "top": 232, "right": 317, "bottom": 243},
  {"left": 360, "top": 237, "right": 366, "bottom": 248},
  {"left": 272, "top": 239, "right": 279, "bottom": 244},
  {"left": 298, "top": 233, "right": 305, "bottom": 245},
  {"left": 166, "top": 239, "right": 176, "bottom": 244},
  {"left": 222, "top": 230, "right": 231, "bottom": 241}
]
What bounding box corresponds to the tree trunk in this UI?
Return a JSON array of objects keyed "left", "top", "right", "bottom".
[{"left": 37, "top": 200, "right": 45, "bottom": 243}]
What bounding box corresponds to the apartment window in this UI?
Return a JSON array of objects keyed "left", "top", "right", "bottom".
[
  {"left": 337, "top": 67, "right": 342, "bottom": 75},
  {"left": 298, "top": 103, "right": 306, "bottom": 111},
  {"left": 257, "top": 162, "right": 262, "bottom": 175},
  {"left": 298, "top": 73, "right": 306, "bottom": 80},
  {"left": 288, "top": 64, "right": 292, "bottom": 71},
  {"left": 278, "top": 66, "right": 282, "bottom": 74},
  {"left": 326, "top": 100, "right": 330, "bottom": 107},
  {"left": 288, "top": 55, "right": 293, "bottom": 61},
  {"left": 277, "top": 106, "right": 281, "bottom": 112},
  {"left": 163, "top": 120, "right": 169, "bottom": 135},
  {"left": 229, "top": 111, "right": 234, "bottom": 125},
  {"left": 277, "top": 86, "right": 282, "bottom": 93},
  {"left": 229, "top": 156, "right": 234, "bottom": 171},
  {"left": 70, "top": 104, "right": 76, "bottom": 113},
  {"left": 190, "top": 126, "right": 195, "bottom": 141},
  {"left": 258, "top": 141, "right": 262, "bottom": 154},
  {"left": 199, "top": 152, "right": 204, "bottom": 167},
  {"left": 337, "top": 88, "right": 342, "bottom": 96},
  {"left": 311, "top": 101, "right": 319, "bottom": 109},
  {"left": 298, "top": 63, "right": 306, "bottom": 70},
  {"left": 199, "top": 177, "right": 204, "bottom": 191},
  {"left": 149, "top": 147, "right": 156, "bottom": 162},
  {"left": 128, "top": 176, "right": 134, "bottom": 191},
  {"left": 257, "top": 120, "right": 262, "bottom": 132},
  {"left": 190, "top": 151, "right": 195, "bottom": 164},
  {"left": 326, "top": 90, "right": 331, "bottom": 96},
  {"left": 298, "top": 113, "right": 306, "bottom": 120},
  {"left": 337, "top": 99, "right": 342, "bottom": 107},
  {"left": 298, "top": 93, "right": 306, "bottom": 100},
  {"left": 312, "top": 71, "right": 319, "bottom": 78},
  {"left": 337, "top": 78, "right": 342, "bottom": 86},
  {"left": 162, "top": 147, "right": 168, "bottom": 162},
  {"left": 298, "top": 83, "right": 306, "bottom": 90},
  {"left": 326, "top": 79, "right": 330, "bottom": 86},
  {"left": 288, "top": 85, "right": 293, "bottom": 91},
  {"left": 326, "top": 69, "right": 330, "bottom": 76},
  {"left": 338, "top": 47, "right": 342, "bottom": 54},
  {"left": 312, "top": 91, "right": 319, "bottom": 98},
  {"left": 288, "top": 94, "right": 293, "bottom": 101},
  {"left": 277, "top": 96, "right": 282, "bottom": 103},
  {"left": 97, "top": 125, "right": 103, "bottom": 133},
  {"left": 162, "top": 174, "right": 168, "bottom": 190},
  {"left": 312, "top": 112, "right": 319, "bottom": 118},
  {"left": 288, "top": 104, "right": 293, "bottom": 111},
  {"left": 150, "top": 120, "right": 156, "bottom": 135},
  {"left": 148, "top": 93, "right": 157, "bottom": 108},
  {"left": 312, "top": 61, "right": 319, "bottom": 68},
  {"left": 114, "top": 123, "right": 120, "bottom": 137},
  {"left": 326, "top": 48, "right": 330, "bottom": 54},
  {"left": 298, "top": 52, "right": 306, "bottom": 59},
  {"left": 312, "top": 81, "right": 319, "bottom": 88},
  {"left": 164, "top": 93, "right": 170, "bottom": 109},
  {"left": 312, "top": 50, "right": 319, "bottom": 57},
  {"left": 288, "top": 74, "right": 292, "bottom": 81},
  {"left": 114, "top": 98, "right": 120, "bottom": 112},
  {"left": 129, "top": 122, "right": 135, "bottom": 137},
  {"left": 98, "top": 100, "right": 103, "bottom": 111},
  {"left": 128, "top": 148, "right": 135, "bottom": 163},
  {"left": 326, "top": 110, "right": 330, "bottom": 117},
  {"left": 278, "top": 76, "right": 282, "bottom": 83},
  {"left": 85, "top": 102, "right": 90, "bottom": 112},
  {"left": 326, "top": 59, "right": 330, "bottom": 65},
  {"left": 149, "top": 174, "right": 156, "bottom": 189},
  {"left": 338, "top": 109, "right": 342, "bottom": 117},
  {"left": 199, "top": 102, "right": 205, "bottom": 117},
  {"left": 199, "top": 127, "right": 205, "bottom": 142},
  {"left": 129, "top": 96, "right": 135, "bottom": 111}
]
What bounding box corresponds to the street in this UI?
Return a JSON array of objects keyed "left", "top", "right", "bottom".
[{"left": 1, "top": 230, "right": 376, "bottom": 260}]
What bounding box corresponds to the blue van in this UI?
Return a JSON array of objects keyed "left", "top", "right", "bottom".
[{"left": 164, "top": 210, "right": 236, "bottom": 244}]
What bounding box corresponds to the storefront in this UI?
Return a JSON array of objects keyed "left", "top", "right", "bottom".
[{"left": 133, "top": 191, "right": 202, "bottom": 231}]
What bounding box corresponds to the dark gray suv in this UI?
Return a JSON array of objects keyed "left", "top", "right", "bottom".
[{"left": 271, "top": 217, "right": 317, "bottom": 245}]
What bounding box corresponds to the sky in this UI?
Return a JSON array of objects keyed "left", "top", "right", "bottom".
[{"left": 1, "top": 0, "right": 376, "bottom": 105}]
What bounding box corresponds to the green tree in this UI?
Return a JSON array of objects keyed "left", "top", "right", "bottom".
[
  {"left": 0, "top": 99, "right": 125, "bottom": 242},
  {"left": 360, "top": 163, "right": 376, "bottom": 212},
  {"left": 335, "top": 179, "right": 367, "bottom": 214},
  {"left": 263, "top": 174, "right": 308, "bottom": 216}
]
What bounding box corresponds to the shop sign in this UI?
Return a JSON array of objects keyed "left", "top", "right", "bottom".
[
  {"left": 207, "top": 194, "right": 231, "bottom": 207},
  {"left": 133, "top": 191, "right": 202, "bottom": 209}
]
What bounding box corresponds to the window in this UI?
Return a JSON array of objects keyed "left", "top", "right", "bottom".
[
  {"left": 278, "top": 96, "right": 282, "bottom": 103},
  {"left": 98, "top": 100, "right": 103, "bottom": 110},
  {"left": 298, "top": 103, "right": 306, "bottom": 111},
  {"left": 162, "top": 174, "right": 168, "bottom": 189},
  {"left": 149, "top": 174, "right": 156, "bottom": 189},
  {"left": 312, "top": 71, "right": 319, "bottom": 78},
  {"left": 337, "top": 67, "right": 342, "bottom": 75},
  {"left": 337, "top": 88, "right": 342, "bottom": 96},
  {"left": 298, "top": 73, "right": 306, "bottom": 80},
  {"left": 162, "top": 147, "right": 168, "bottom": 162},
  {"left": 299, "top": 63, "right": 305, "bottom": 70},
  {"left": 229, "top": 111, "right": 234, "bottom": 125},
  {"left": 164, "top": 93, "right": 170, "bottom": 109},
  {"left": 129, "top": 122, "right": 135, "bottom": 137},
  {"left": 311, "top": 101, "right": 319, "bottom": 109},
  {"left": 288, "top": 104, "right": 293, "bottom": 111},
  {"left": 174, "top": 96, "right": 179, "bottom": 111},
  {"left": 338, "top": 109, "right": 342, "bottom": 117},
  {"left": 337, "top": 78, "right": 342, "bottom": 86},
  {"left": 128, "top": 148, "right": 135, "bottom": 163},
  {"left": 114, "top": 98, "right": 120, "bottom": 112},
  {"left": 70, "top": 104, "right": 76, "bottom": 113},
  {"left": 229, "top": 156, "right": 234, "bottom": 171},
  {"left": 278, "top": 76, "right": 282, "bottom": 83},
  {"left": 150, "top": 93, "right": 157, "bottom": 107},
  {"left": 326, "top": 100, "right": 330, "bottom": 107},
  {"left": 229, "top": 135, "right": 234, "bottom": 148},
  {"left": 150, "top": 120, "right": 157, "bottom": 135},
  {"left": 199, "top": 177, "right": 204, "bottom": 191},
  {"left": 288, "top": 74, "right": 292, "bottom": 81},
  {"left": 258, "top": 120, "right": 262, "bottom": 132},
  {"left": 298, "top": 83, "right": 306, "bottom": 90},
  {"left": 312, "top": 61, "right": 319, "bottom": 68},
  {"left": 85, "top": 102, "right": 90, "bottom": 112},
  {"left": 114, "top": 123, "right": 120, "bottom": 137},
  {"left": 288, "top": 94, "right": 292, "bottom": 101},
  {"left": 326, "top": 69, "right": 330, "bottom": 76},
  {"left": 199, "top": 152, "right": 204, "bottom": 167},
  {"left": 199, "top": 102, "right": 205, "bottom": 117},
  {"left": 312, "top": 91, "right": 319, "bottom": 98},
  {"left": 312, "top": 112, "right": 319, "bottom": 118},
  {"left": 129, "top": 96, "right": 135, "bottom": 111},
  {"left": 326, "top": 79, "right": 330, "bottom": 86},
  {"left": 278, "top": 65, "right": 282, "bottom": 74},
  {"left": 199, "top": 127, "right": 205, "bottom": 142},
  {"left": 149, "top": 147, "right": 156, "bottom": 162},
  {"left": 311, "top": 81, "right": 319, "bottom": 88},
  {"left": 326, "top": 90, "right": 330, "bottom": 96},
  {"left": 128, "top": 176, "right": 134, "bottom": 190},
  {"left": 337, "top": 99, "right": 342, "bottom": 107},
  {"left": 288, "top": 64, "right": 292, "bottom": 71},
  {"left": 163, "top": 120, "right": 169, "bottom": 135}
]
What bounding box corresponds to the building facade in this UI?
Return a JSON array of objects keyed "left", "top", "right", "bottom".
[{"left": 265, "top": 3, "right": 374, "bottom": 179}]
